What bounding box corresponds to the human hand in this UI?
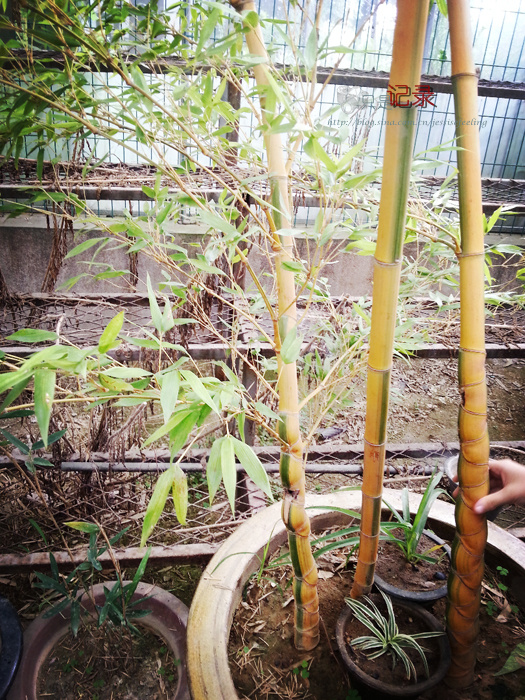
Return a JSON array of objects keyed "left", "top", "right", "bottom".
[
  {"left": 452, "top": 458, "right": 525, "bottom": 513},
  {"left": 474, "top": 459, "right": 525, "bottom": 514}
]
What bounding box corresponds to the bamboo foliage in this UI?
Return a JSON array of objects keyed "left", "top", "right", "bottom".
[
  {"left": 445, "top": 0, "right": 489, "bottom": 687},
  {"left": 229, "top": 0, "right": 320, "bottom": 650},
  {"left": 350, "top": 0, "right": 430, "bottom": 600}
]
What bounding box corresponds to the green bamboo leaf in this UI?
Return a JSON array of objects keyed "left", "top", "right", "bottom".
[
  {"left": 161, "top": 300, "right": 175, "bottom": 333},
  {"left": 206, "top": 437, "right": 224, "bottom": 504},
  {"left": 199, "top": 209, "right": 238, "bottom": 237},
  {"left": 196, "top": 8, "right": 220, "bottom": 55},
  {"left": 34, "top": 369, "right": 55, "bottom": 446},
  {"left": 101, "top": 367, "right": 151, "bottom": 379},
  {"left": 0, "top": 429, "right": 30, "bottom": 454},
  {"left": 143, "top": 407, "right": 194, "bottom": 447},
  {"left": 141, "top": 466, "right": 175, "bottom": 546},
  {"left": 0, "top": 376, "right": 30, "bottom": 413},
  {"left": 281, "top": 260, "right": 303, "bottom": 273},
  {"left": 169, "top": 411, "right": 198, "bottom": 457},
  {"left": 435, "top": 0, "right": 447, "bottom": 17},
  {"left": 98, "top": 311, "right": 124, "bottom": 353},
  {"left": 125, "top": 546, "right": 152, "bottom": 604},
  {"left": 146, "top": 273, "right": 163, "bottom": 334},
  {"left": 232, "top": 437, "right": 273, "bottom": 500},
  {"left": 160, "top": 370, "right": 180, "bottom": 423},
  {"left": 6, "top": 329, "right": 57, "bottom": 343},
  {"left": 65, "top": 521, "right": 100, "bottom": 534},
  {"left": 64, "top": 237, "right": 108, "bottom": 260},
  {"left": 280, "top": 326, "right": 303, "bottom": 364},
  {"left": 180, "top": 370, "right": 218, "bottom": 413},
  {"left": 494, "top": 642, "right": 525, "bottom": 676},
  {"left": 36, "top": 149, "right": 44, "bottom": 181},
  {"left": 304, "top": 27, "right": 318, "bottom": 70},
  {"left": 171, "top": 466, "right": 188, "bottom": 526},
  {"left": 304, "top": 137, "right": 337, "bottom": 173},
  {"left": 221, "top": 436, "right": 237, "bottom": 514},
  {"left": 29, "top": 519, "right": 48, "bottom": 545},
  {"left": 142, "top": 185, "right": 156, "bottom": 199}
]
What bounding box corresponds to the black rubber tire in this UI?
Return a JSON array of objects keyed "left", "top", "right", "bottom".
[{"left": 0, "top": 597, "right": 23, "bottom": 700}]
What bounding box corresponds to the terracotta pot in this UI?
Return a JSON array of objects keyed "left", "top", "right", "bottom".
[
  {"left": 7, "top": 582, "right": 190, "bottom": 700},
  {"left": 0, "top": 596, "right": 23, "bottom": 700},
  {"left": 374, "top": 529, "right": 451, "bottom": 603},
  {"left": 335, "top": 595, "right": 451, "bottom": 699},
  {"left": 187, "top": 489, "right": 525, "bottom": 700}
]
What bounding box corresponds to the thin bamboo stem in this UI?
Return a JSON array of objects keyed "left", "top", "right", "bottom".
[
  {"left": 351, "top": 0, "right": 430, "bottom": 599},
  {"left": 445, "top": 0, "right": 489, "bottom": 688},
  {"left": 229, "top": 0, "right": 319, "bottom": 650}
]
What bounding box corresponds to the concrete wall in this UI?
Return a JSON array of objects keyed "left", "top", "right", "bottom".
[
  {"left": 1, "top": 214, "right": 523, "bottom": 298},
  {"left": 0, "top": 215, "right": 375, "bottom": 297}
]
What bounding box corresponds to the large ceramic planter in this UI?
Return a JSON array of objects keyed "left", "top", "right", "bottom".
[
  {"left": 374, "top": 529, "right": 451, "bottom": 603},
  {"left": 336, "top": 595, "right": 451, "bottom": 698},
  {"left": 7, "top": 582, "right": 190, "bottom": 700},
  {"left": 187, "top": 489, "right": 525, "bottom": 700}
]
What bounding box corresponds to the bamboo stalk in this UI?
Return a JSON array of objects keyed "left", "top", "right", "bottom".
[
  {"left": 350, "top": 0, "right": 430, "bottom": 599},
  {"left": 445, "top": 0, "right": 489, "bottom": 687},
  {"left": 229, "top": 0, "right": 319, "bottom": 650}
]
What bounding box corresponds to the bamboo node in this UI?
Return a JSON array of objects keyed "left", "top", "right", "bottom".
[
  {"left": 458, "top": 251, "right": 485, "bottom": 259},
  {"left": 363, "top": 438, "right": 386, "bottom": 448},
  {"left": 373, "top": 258, "right": 401, "bottom": 268},
  {"left": 367, "top": 365, "right": 391, "bottom": 375},
  {"left": 451, "top": 72, "right": 479, "bottom": 80}
]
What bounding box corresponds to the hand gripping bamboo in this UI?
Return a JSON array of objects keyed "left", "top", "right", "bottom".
[
  {"left": 351, "top": 0, "right": 430, "bottom": 599},
  {"left": 445, "top": 0, "right": 490, "bottom": 687},
  {"left": 229, "top": 0, "right": 319, "bottom": 650}
]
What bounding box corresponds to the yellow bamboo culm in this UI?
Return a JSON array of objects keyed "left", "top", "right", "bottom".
[
  {"left": 351, "top": 0, "right": 430, "bottom": 599},
  {"left": 445, "top": 0, "right": 490, "bottom": 687},
  {"left": 229, "top": 0, "right": 319, "bottom": 650}
]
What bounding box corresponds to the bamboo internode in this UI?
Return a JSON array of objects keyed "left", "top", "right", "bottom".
[
  {"left": 445, "top": 0, "right": 490, "bottom": 687},
  {"left": 229, "top": 0, "right": 319, "bottom": 650},
  {"left": 351, "top": 0, "right": 430, "bottom": 599}
]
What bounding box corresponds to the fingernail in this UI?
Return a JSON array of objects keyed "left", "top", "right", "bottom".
[{"left": 473, "top": 503, "right": 483, "bottom": 514}]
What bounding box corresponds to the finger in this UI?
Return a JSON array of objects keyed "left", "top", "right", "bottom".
[{"left": 473, "top": 490, "right": 507, "bottom": 514}]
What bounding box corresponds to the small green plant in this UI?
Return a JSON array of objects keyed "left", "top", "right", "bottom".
[
  {"left": 344, "top": 590, "right": 444, "bottom": 682},
  {"left": 382, "top": 471, "right": 447, "bottom": 564},
  {"left": 292, "top": 659, "right": 310, "bottom": 679},
  {"left": 33, "top": 522, "right": 151, "bottom": 636},
  {"left": 496, "top": 566, "right": 509, "bottom": 593},
  {"left": 345, "top": 690, "right": 362, "bottom": 700}
]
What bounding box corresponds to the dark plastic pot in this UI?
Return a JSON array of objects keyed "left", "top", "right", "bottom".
[
  {"left": 0, "top": 597, "right": 23, "bottom": 700},
  {"left": 336, "top": 595, "right": 451, "bottom": 699},
  {"left": 7, "top": 582, "right": 190, "bottom": 700},
  {"left": 374, "top": 529, "right": 451, "bottom": 604}
]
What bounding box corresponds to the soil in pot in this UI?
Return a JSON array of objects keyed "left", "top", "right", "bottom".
[
  {"left": 374, "top": 532, "right": 449, "bottom": 594},
  {"left": 38, "top": 623, "right": 180, "bottom": 699},
  {"left": 228, "top": 544, "right": 525, "bottom": 700}
]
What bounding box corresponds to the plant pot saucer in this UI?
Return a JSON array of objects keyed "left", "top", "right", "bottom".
[
  {"left": 374, "top": 529, "right": 451, "bottom": 603},
  {"left": 7, "top": 582, "right": 190, "bottom": 700},
  {"left": 335, "top": 595, "right": 451, "bottom": 699}
]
